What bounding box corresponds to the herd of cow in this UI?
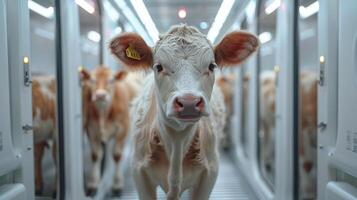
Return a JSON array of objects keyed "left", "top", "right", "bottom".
[{"left": 31, "top": 24, "right": 317, "bottom": 199}]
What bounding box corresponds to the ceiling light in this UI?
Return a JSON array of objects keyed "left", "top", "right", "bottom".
[
  {"left": 114, "top": 0, "right": 152, "bottom": 45},
  {"left": 200, "top": 21, "right": 208, "bottom": 30},
  {"left": 245, "top": 1, "right": 256, "bottom": 21},
  {"left": 130, "top": 0, "right": 159, "bottom": 43},
  {"left": 28, "top": 0, "right": 54, "bottom": 19},
  {"left": 265, "top": 0, "right": 281, "bottom": 15},
  {"left": 75, "top": 0, "right": 95, "bottom": 14},
  {"left": 178, "top": 7, "right": 187, "bottom": 19},
  {"left": 259, "top": 32, "right": 272, "bottom": 44},
  {"left": 299, "top": 1, "right": 319, "bottom": 19},
  {"left": 207, "top": 0, "right": 235, "bottom": 43},
  {"left": 103, "top": 1, "right": 119, "bottom": 21},
  {"left": 87, "top": 31, "right": 101, "bottom": 42},
  {"left": 114, "top": 26, "right": 122, "bottom": 35}
]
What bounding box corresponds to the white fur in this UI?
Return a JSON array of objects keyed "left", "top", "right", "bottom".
[{"left": 130, "top": 25, "right": 226, "bottom": 200}]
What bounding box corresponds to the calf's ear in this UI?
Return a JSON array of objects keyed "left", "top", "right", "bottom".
[
  {"left": 79, "top": 67, "right": 90, "bottom": 81},
  {"left": 114, "top": 70, "right": 128, "bottom": 81},
  {"left": 109, "top": 33, "right": 153, "bottom": 70},
  {"left": 214, "top": 31, "right": 259, "bottom": 67}
]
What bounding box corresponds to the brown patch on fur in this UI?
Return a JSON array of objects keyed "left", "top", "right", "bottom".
[
  {"left": 91, "top": 153, "right": 98, "bottom": 162},
  {"left": 216, "top": 74, "right": 235, "bottom": 116},
  {"left": 299, "top": 73, "right": 318, "bottom": 156},
  {"left": 113, "top": 154, "right": 121, "bottom": 163},
  {"left": 32, "top": 77, "right": 56, "bottom": 125},
  {"left": 183, "top": 131, "right": 201, "bottom": 165},
  {"left": 214, "top": 31, "right": 259, "bottom": 67}
]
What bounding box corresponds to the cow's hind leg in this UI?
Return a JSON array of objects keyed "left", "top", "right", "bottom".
[
  {"left": 34, "top": 142, "right": 46, "bottom": 195},
  {"left": 191, "top": 168, "right": 218, "bottom": 200},
  {"left": 133, "top": 165, "right": 157, "bottom": 200},
  {"left": 87, "top": 139, "right": 103, "bottom": 196}
]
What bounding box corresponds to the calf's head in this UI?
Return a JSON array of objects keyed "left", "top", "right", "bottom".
[
  {"left": 110, "top": 25, "right": 258, "bottom": 123},
  {"left": 80, "top": 66, "right": 127, "bottom": 110}
]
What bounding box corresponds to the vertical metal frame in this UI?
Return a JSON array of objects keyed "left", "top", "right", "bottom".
[
  {"left": 57, "top": 1, "right": 89, "bottom": 199},
  {"left": 5, "top": 0, "right": 34, "bottom": 198},
  {"left": 292, "top": 0, "right": 299, "bottom": 198},
  {"left": 274, "top": 0, "right": 295, "bottom": 199},
  {"left": 317, "top": 1, "right": 339, "bottom": 199},
  {"left": 231, "top": 0, "right": 274, "bottom": 199},
  {"left": 0, "top": 0, "right": 20, "bottom": 177}
]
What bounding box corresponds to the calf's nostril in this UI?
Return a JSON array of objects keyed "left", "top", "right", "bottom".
[
  {"left": 195, "top": 98, "right": 204, "bottom": 109},
  {"left": 175, "top": 98, "right": 184, "bottom": 108}
]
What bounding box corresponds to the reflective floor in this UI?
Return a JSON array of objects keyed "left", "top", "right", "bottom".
[{"left": 39, "top": 135, "right": 256, "bottom": 200}]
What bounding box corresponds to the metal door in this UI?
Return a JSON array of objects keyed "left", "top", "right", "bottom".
[
  {"left": 0, "top": 0, "right": 34, "bottom": 199},
  {"left": 324, "top": 0, "right": 357, "bottom": 199}
]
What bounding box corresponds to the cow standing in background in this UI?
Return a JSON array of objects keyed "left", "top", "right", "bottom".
[
  {"left": 216, "top": 74, "right": 235, "bottom": 149},
  {"left": 259, "top": 71, "right": 276, "bottom": 179},
  {"left": 109, "top": 25, "right": 259, "bottom": 200},
  {"left": 258, "top": 70, "right": 318, "bottom": 198},
  {"left": 299, "top": 71, "right": 318, "bottom": 199},
  {"left": 80, "top": 66, "right": 140, "bottom": 196},
  {"left": 32, "top": 75, "right": 57, "bottom": 195}
]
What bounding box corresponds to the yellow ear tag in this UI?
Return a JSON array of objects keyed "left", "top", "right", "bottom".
[{"left": 125, "top": 45, "right": 141, "bottom": 60}]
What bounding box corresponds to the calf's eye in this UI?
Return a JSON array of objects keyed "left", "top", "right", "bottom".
[
  {"left": 155, "top": 64, "right": 163, "bottom": 73},
  {"left": 208, "top": 63, "right": 216, "bottom": 72}
]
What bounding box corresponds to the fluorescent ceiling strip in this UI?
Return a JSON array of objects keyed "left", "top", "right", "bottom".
[
  {"left": 75, "top": 0, "right": 95, "bottom": 14},
  {"left": 28, "top": 0, "right": 54, "bottom": 19},
  {"left": 207, "top": 0, "right": 235, "bottom": 43},
  {"left": 299, "top": 1, "right": 319, "bottom": 19},
  {"left": 114, "top": 0, "right": 152, "bottom": 45},
  {"left": 130, "top": 0, "right": 159, "bottom": 43},
  {"left": 103, "top": 1, "right": 119, "bottom": 21},
  {"left": 265, "top": 0, "right": 281, "bottom": 15}
]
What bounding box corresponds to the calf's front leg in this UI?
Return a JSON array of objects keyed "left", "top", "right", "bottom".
[
  {"left": 191, "top": 166, "right": 218, "bottom": 200},
  {"left": 133, "top": 164, "right": 157, "bottom": 200},
  {"left": 87, "top": 139, "right": 103, "bottom": 196}
]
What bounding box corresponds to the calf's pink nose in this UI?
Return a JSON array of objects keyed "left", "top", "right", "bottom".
[
  {"left": 95, "top": 90, "right": 107, "bottom": 101},
  {"left": 174, "top": 94, "right": 204, "bottom": 114}
]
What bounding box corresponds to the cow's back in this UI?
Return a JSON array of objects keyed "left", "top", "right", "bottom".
[{"left": 32, "top": 75, "right": 56, "bottom": 144}]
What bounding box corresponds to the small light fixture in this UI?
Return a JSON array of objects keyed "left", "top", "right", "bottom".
[
  {"left": 200, "top": 21, "right": 208, "bottom": 30},
  {"left": 23, "top": 56, "right": 29, "bottom": 64},
  {"left": 319, "top": 55, "right": 325, "bottom": 63},
  {"left": 114, "top": 26, "right": 122, "bottom": 35},
  {"left": 87, "top": 31, "right": 101, "bottom": 42},
  {"left": 259, "top": 32, "right": 272, "bottom": 44},
  {"left": 274, "top": 65, "right": 280, "bottom": 73},
  {"left": 78, "top": 66, "right": 84, "bottom": 72},
  {"left": 178, "top": 7, "right": 187, "bottom": 19}
]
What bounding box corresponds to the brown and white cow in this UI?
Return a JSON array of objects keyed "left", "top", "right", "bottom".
[
  {"left": 32, "top": 75, "right": 57, "bottom": 195},
  {"left": 299, "top": 71, "right": 318, "bottom": 199},
  {"left": 109, "top": 25, "right": 258, "bottom": 200},
  {"left": 259, "top": 71, "right": 276, "bottom": 178},
  {"left": 80, "top": 66, "right": 139, "bottom": 196},
  {"left": 216, "top": 74, "right": 235, "bottom": 149},
  {"left": 258, "top": 70, "right": 317, "bottom": 198}
]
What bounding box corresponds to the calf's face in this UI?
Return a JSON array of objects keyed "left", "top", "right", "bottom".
[
  {"left": 80, "top": 67, "right": 127, "bottom": 110},
  {"left": 110, "top": 26, "right": 258, "bottom": 123}
]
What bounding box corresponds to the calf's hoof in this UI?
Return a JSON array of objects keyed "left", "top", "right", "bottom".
[
  {"left": 35, "top": 187, "right": 43, "bottom": 196},
  {"left": 52, "top": 191, "right": 57, "bottom": 199},
  {"left": 86, "top": 188, "right": 97, "bottom": 197},
  {"left": 111, "top": 188, "right": 122, "bottom": 197}
]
